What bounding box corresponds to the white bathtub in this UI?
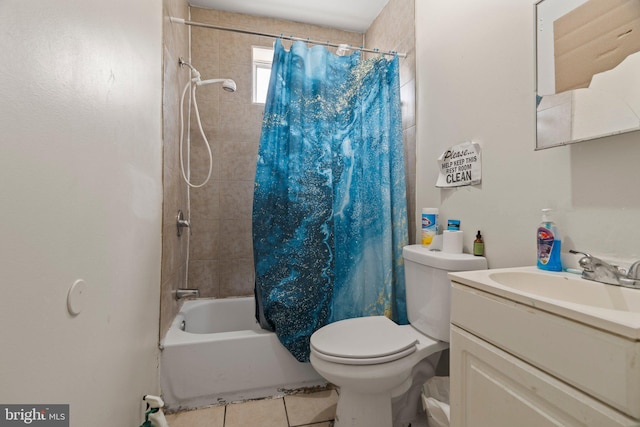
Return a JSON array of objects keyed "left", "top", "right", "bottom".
[{"left": 160, "top": 297, "right": 324, "bottom": 410}]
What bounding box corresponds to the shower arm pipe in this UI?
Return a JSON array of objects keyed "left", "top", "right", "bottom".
[
  {"left": 179, "top": 58, "right": 199, "bottom": 77},
  {"left": 169, "top": 17, "right": 406, "bottom": 58}
]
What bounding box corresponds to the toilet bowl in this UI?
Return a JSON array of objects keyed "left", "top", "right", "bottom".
[
  {"left": 310, "top": 317, "right": 448, "bottom": 427},
  {"left": 310, "top": 245, "right": 487, "bottom": 427}
]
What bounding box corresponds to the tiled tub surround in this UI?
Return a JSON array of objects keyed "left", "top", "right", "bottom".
[
  {"left": 161, "top": 0, "right": 190, "bottom": 339},
  {"left": 187, "top": 8, "right": 363, "bottom": 299},
  {"left": 186, "top": 2, "right": 416, "bottom": 299},
  {"left": 160, "top": 0, "right": 416, "bottom": 337}
]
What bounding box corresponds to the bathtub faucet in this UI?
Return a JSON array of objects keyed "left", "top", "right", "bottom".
[{"left": 175, "top": 289, "right": 200, "bottom": 300}]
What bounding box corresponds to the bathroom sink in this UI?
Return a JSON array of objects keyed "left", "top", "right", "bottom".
[
  {"left": 449, "top": 266, "right": 640, "bottom": 340},
  {"left": 488, "top": 270, "right": 640, "bottom": 312},
  {"left": 451, "top": 266, "right": 640, "bottom": 421}
]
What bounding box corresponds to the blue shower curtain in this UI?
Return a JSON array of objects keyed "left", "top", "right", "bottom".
[{"left": 253, "top": 39, "right": 408, "bottom": 362}]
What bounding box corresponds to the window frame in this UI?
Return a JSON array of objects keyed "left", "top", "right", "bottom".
[{"left": 252, "top": 46, "right": 274, "bottom": 104}]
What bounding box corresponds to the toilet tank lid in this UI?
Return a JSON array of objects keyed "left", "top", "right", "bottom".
[{"left": 403, "top": 245, "right": 487, "bottom": 271}]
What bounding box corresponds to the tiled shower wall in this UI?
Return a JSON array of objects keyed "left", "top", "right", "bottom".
[
  {"left": 187, "top": 9, "right": 363, "bottom": 299},
  {"left": 183, "top": 2, "right": 417, "bottom": 301},
  {"left": 161, "top": 0, "right": 190, "bottom": 338}
]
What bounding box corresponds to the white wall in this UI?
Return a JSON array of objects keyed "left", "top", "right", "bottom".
[
  {"left": 416, "top": 0, "right": 640, "bottom": 269},
  {"left": 0, "top": 1, "right": 163, "bottom": 425}
]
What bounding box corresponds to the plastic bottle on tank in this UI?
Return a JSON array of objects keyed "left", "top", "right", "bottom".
[
  {"left": 537, "top": 208, "right": 562, "bottom": 271},
  {"left": 421, "top": 208, "right": 439, "bottom": 248}
]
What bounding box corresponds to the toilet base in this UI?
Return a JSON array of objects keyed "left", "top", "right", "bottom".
[
  {"left": 332, "top": 353, "right": 442, "bottom": 427},
  {"left": 392, "top": 353, "right": 441, "bottom": 427},
  {"left": 334, "top": 388, "right": 393, "bottom": 427}
]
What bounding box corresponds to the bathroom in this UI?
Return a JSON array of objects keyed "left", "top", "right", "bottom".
[{"left": 2, "top": 0, "right": 640, "bottom": 426}]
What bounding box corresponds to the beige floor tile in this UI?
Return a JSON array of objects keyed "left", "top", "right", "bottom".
[
  {"left": 284, "top": 390, "right": 338, "bottom": 426},
  {"left": 224, "top": 398, "right": 289, "bottom": 427},
  {"left": 164, "top": 406, "right": 225, "bottom": 427},
  {"left": 165, "top": 412, "right": 180, "bottom": 425}
]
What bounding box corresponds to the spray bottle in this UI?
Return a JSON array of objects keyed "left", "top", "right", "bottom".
[
  {"left": 140, "top": 395, "right": 170, "bottom": 427},
  {"left": 537, "top": 209, "right": 562, "bottom": 271}
]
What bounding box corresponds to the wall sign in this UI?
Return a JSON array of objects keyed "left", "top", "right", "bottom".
[{"left": 436, "top": 141, "right": 482, "bottom": 188}]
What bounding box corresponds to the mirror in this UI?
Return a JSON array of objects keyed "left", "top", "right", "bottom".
[{"left": 535, "top": 0, "right": 640, "bottom": 149}]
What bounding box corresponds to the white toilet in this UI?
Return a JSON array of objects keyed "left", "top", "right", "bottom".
[{"left": 310, "top": 245, "right": 487, "bottom": 427}]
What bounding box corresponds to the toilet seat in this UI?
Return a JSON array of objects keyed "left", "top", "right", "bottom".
[{"left": 310, "top": 316, "right": 418, "bottom": 365}]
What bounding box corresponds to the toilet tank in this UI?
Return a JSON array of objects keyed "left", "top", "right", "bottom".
[{"left": 403, "top": 245, "right": 487, "bottom": 342}]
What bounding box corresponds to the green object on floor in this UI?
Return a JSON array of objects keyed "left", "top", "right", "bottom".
[{"left": 139, "top": 408, "right": 159, "bottom": 427}]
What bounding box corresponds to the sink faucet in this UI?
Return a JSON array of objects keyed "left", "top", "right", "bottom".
[{"left": 570, "top": 250, "right": 640, "bottom": 289}]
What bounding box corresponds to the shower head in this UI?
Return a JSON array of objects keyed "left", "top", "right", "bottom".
[
  {"left": 179, "top": 59, "right": 237, "bottom": 92},
  {"left": 197, "top": 78, "right": 237, "bottom": 92}
]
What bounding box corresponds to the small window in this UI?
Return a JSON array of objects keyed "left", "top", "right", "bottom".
[{"left": 253, "top": 46, "right": 274, "bottom": 104}]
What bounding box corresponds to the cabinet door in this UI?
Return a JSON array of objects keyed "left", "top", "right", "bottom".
[
  {"left": 450, "top": 326, "right": 639, "bottom": 427},
  {"left": 451, "top": 282, "right": 640, "bottom": 418}
]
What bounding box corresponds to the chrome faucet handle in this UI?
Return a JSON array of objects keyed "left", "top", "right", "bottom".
[
  {"left": 569, "top": 250, "right": 625, "bottom": 286},
  {"left": 569, "top": 250, "right": 594, "bottom": 271},
  {"left": 177, "top": 209, "right": 191, "bottom": 237},
  {"left": 628, "top": 261, "right": 640, "bottom": 280},
  {"left": 620, "top": 261, "right": 640, "bottom": 289},
  {"left": 570, "top": 251, "right": 640, "bottom": 289}
]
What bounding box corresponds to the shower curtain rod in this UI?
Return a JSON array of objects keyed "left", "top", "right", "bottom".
[{"left": 169, "top": 17, "right": 406, "bottom": 58}]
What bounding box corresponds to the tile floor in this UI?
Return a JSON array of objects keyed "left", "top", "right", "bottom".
[{"left": 165, "top": 389, "right": 338, "bottom": 427}]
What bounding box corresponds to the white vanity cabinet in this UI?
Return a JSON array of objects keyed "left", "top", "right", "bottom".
[{"left": 449, "top": 269, "right": 640, "bottom": 427}]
